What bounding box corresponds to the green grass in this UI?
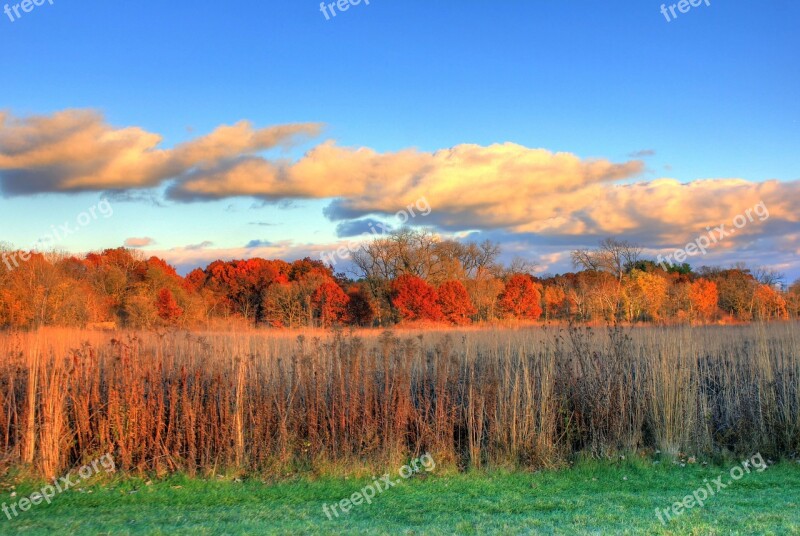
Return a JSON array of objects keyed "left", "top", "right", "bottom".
[{"left": 2, "top": 459, "right": 799, "bottom": 535}]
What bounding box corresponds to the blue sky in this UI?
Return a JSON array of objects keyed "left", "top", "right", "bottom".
[{"left": 0, "top": 0, "right": 798, "bottom": 278}]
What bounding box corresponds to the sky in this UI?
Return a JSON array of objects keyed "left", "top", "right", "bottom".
[{"left": 0, "top": 0, "right": 798, "bottom": 280}]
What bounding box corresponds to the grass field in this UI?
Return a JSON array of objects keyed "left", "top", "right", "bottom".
[{"left": 3, "top": 459, "right": 799, "bottom": 535}]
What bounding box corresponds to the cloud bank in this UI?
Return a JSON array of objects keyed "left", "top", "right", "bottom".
[{"left": 2, "top": 109, "right": 799, "bottom": 276}]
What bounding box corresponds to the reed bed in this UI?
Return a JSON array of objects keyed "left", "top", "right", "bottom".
[{"left": 0, "top": 323, "right": 798, "bottom": 478}]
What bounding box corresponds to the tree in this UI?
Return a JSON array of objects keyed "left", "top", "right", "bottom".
[
  {"left": 465, "top": 268, "right": 504, "bottom": 322},
  {"left": 391, "top": 274, "right": 443, "bottom": 322},
  {"left": 788, "top": 280, "right": 800, "bottom": 319},
  {"left": 346, "top": 284, "right": 377, "bottom": 327},
  {"left": 571, "top": 238, "right": 642, "bottom": 281},
  {"left": 753, "top": 284, "right": 789, "bottom": 321},
  {"left": 627, "top": 270, "right": 669, "bottom": 322},
  {"left": 262, "top": 282, "right": 305, "bottom": 328},
  {"left": 710, "top": 268, "right": 756, "bottom": 320},
  {"left": 156, "top": 288, "right": 183, "bottom": 324},
  {"left": 499, "top": 274, "right": 542, "bottom": 320},
  {"left": 688, "top": 278, "right": 718, "bottom": 321},
  {"left": 311, "top": 280, "right": 350, "bottom": 327},
  {"left": 437, "top": 280, "right": 476, "bottom": 325},
  {"left": 543, "top": 286, "right": 567, "bottom": 321}
]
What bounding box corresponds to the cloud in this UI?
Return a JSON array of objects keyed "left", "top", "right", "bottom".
[
  {"left": 0, "top": 109, "right": 322, "bottom": 195},
  {"left": 167, "top": 141, "right": 644, "bottom": 206},
  {"left": 185, "top": 241, "right": 213, "bottom": 250},
  {"left": 4, "top": 109, "right": 799, "bottom": 278},
  {"left": 245, "top": 239, "right": 272, "bottom": 248},
  {"left": 335, "top": 218, "right": 391, "bottom": 238},
  {"left": 124, "top": 237, "right": 155, "bottom": 248},
  {"left": 628, "top": 149, "right": 656, "bottom": 158}
]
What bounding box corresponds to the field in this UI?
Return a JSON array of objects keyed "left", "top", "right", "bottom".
[
  {"left": 4, "top": 460, "right": 800, "bottom": 534},
  {"left": 0, "top": 323, "right": 799, "bottom": 533}
]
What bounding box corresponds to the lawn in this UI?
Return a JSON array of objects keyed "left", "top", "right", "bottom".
[{"left": 2, "top": 459, "right": 798, "bottom": 535}]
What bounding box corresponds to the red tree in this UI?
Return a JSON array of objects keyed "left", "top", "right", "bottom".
[
  {"left": 311, "top": 280, "right": 350, "bottom": 327},
  {"left": 155, "top": 288, "right": 183, "bottom": 324},
  {"left": 499, "top": 274, "right": 543, "bottom": 320},
  {"left": 437, "top": 280, "right": 476, "bottom": 325},
  {"left": 391, "top": 274, "right": 443, "bottom": 322}
]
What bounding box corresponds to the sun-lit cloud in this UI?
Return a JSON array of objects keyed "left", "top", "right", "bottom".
[
  {"left": 124, "top": 237, "right": 155, "bottom": 248},
  {"left": 0, "top": 109, "right": 321, "bottom": 195},
  {"left": 3, "top": 108, "right": 799, "bottom": 278}
]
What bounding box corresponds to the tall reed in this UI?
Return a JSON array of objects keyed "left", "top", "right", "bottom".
[{"left": 0, "top": 323, "right": 797, "bottom": 477}]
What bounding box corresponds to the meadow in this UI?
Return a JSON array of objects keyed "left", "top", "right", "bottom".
[{"left": 1, "top": 322, "right": 798, "bottom": 480}]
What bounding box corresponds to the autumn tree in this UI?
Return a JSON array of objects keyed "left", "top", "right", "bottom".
[
  {"left": 753, "top": 284, "right": 789, "bottom": 321},
  {"left": 499, "top": 274, "right": 543, "bottom": 320},
  {"left": 465, "top": 268, "right": 504, "bottom": 322},
  {"left": 788, "top": 280, "right": 800, "bottom": 319},
  {"left": 627, "top": 270, "right": 669, "bottom": 322},
  {"left": 311, "top": 280, "right": 350, "bottom": 327},
  {"left": 542, "top": 285, "right": 567, "bottom": 321},
  {"left": 391, "top": 274, "right": 443, "bottom": 322},
  {"left": 707, "top": 268, "right": 756, "bottom": 320},
  {"left": 346, "top": 284, "right": 376, "bottom": 327},
  {"left": 436, "top": 280, "right": 476, "bottom": 325},
  {"left": 688, "top": 278, "right": 718, "bottom": 322},
  {"left": 156, "top": 288, "right": 183, "bottom": 325},
  {"left": 262, "top": 282, "right": 305, "bottom": 328}
]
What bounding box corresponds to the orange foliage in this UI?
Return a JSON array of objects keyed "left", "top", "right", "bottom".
[
  {"left": 391, "top": 274, "right": 443, "bottom": 322},
  {"left": 311, "top": 280, "right": 350, "bottom": 327},
  {"left": 437, "top": 280, "right": 476, "bottom": 325},
  {"left": 499, "top": 274, "right": 543, "bottom": 320},
  {"left": 689, "top": 278, "right": 718, "bottom": 321}
]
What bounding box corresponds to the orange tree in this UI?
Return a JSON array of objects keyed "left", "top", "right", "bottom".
[
  {"left": 391, "top": 274, "right": 443, "bottom": 322},
  {"left": 499, "top": 274, "right": 543, "bottom": 320},
  {"left": 437, "top": 280, "right": 476, "bottom": 325}
]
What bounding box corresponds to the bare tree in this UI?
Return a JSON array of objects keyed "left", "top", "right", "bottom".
[
  {"left": 506, "top": 257, "right": 539, "bottom": 276},
  {"left": 571, "top": 238, "right": 642, "bottom": 280},
  {"left": 752, "top": 266, "right": 785, "bottom": 287},
  {"left": 350, "top": 228, "right": 502, "bottom": 283}
]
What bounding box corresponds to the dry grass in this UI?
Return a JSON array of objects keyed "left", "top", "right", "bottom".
[{"left": 0, "top": 323, "right": 798, "bottom": 478}]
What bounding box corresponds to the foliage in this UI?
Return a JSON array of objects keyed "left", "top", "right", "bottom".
[
  {"left": 499, "top": 274, "right": 543, "bottom": 320},
  {"left": 391, "top": 274, "right": 443, "bottom": 322},
  {"left": 436, "top": 280, "right": 476, "bottom": 325}
]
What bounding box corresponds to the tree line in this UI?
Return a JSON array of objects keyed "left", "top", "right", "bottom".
[{"left": 0, "top": 231, "right": 796, "bottom": 329}]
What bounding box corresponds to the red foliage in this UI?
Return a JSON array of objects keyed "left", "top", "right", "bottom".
[
  {"left": 289, "top": 258, "right": 334, "bottom": 282},
  {"left": 499, "top": 274, "right": 543, "bottom": 320},
  {"left": 203, "top": 258, "right": 289, "bottom": 320},
  {"left": 391, "top": 275, "right": 443, "bottom": 322},
  {"left": 155, "top": 288, "right": 183, "bottom": 324},
  {"left": 184, "top": 268, "right": 206, "bottom": 293},
  {"left": 147, "top": 256, "right": 180, "bottom": 279},
  {"left": 437, "top": 280, "right": 476, "bottom": 325},
  {"left": 311, "top": 280, "right": 350, "bottom": 327}
]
